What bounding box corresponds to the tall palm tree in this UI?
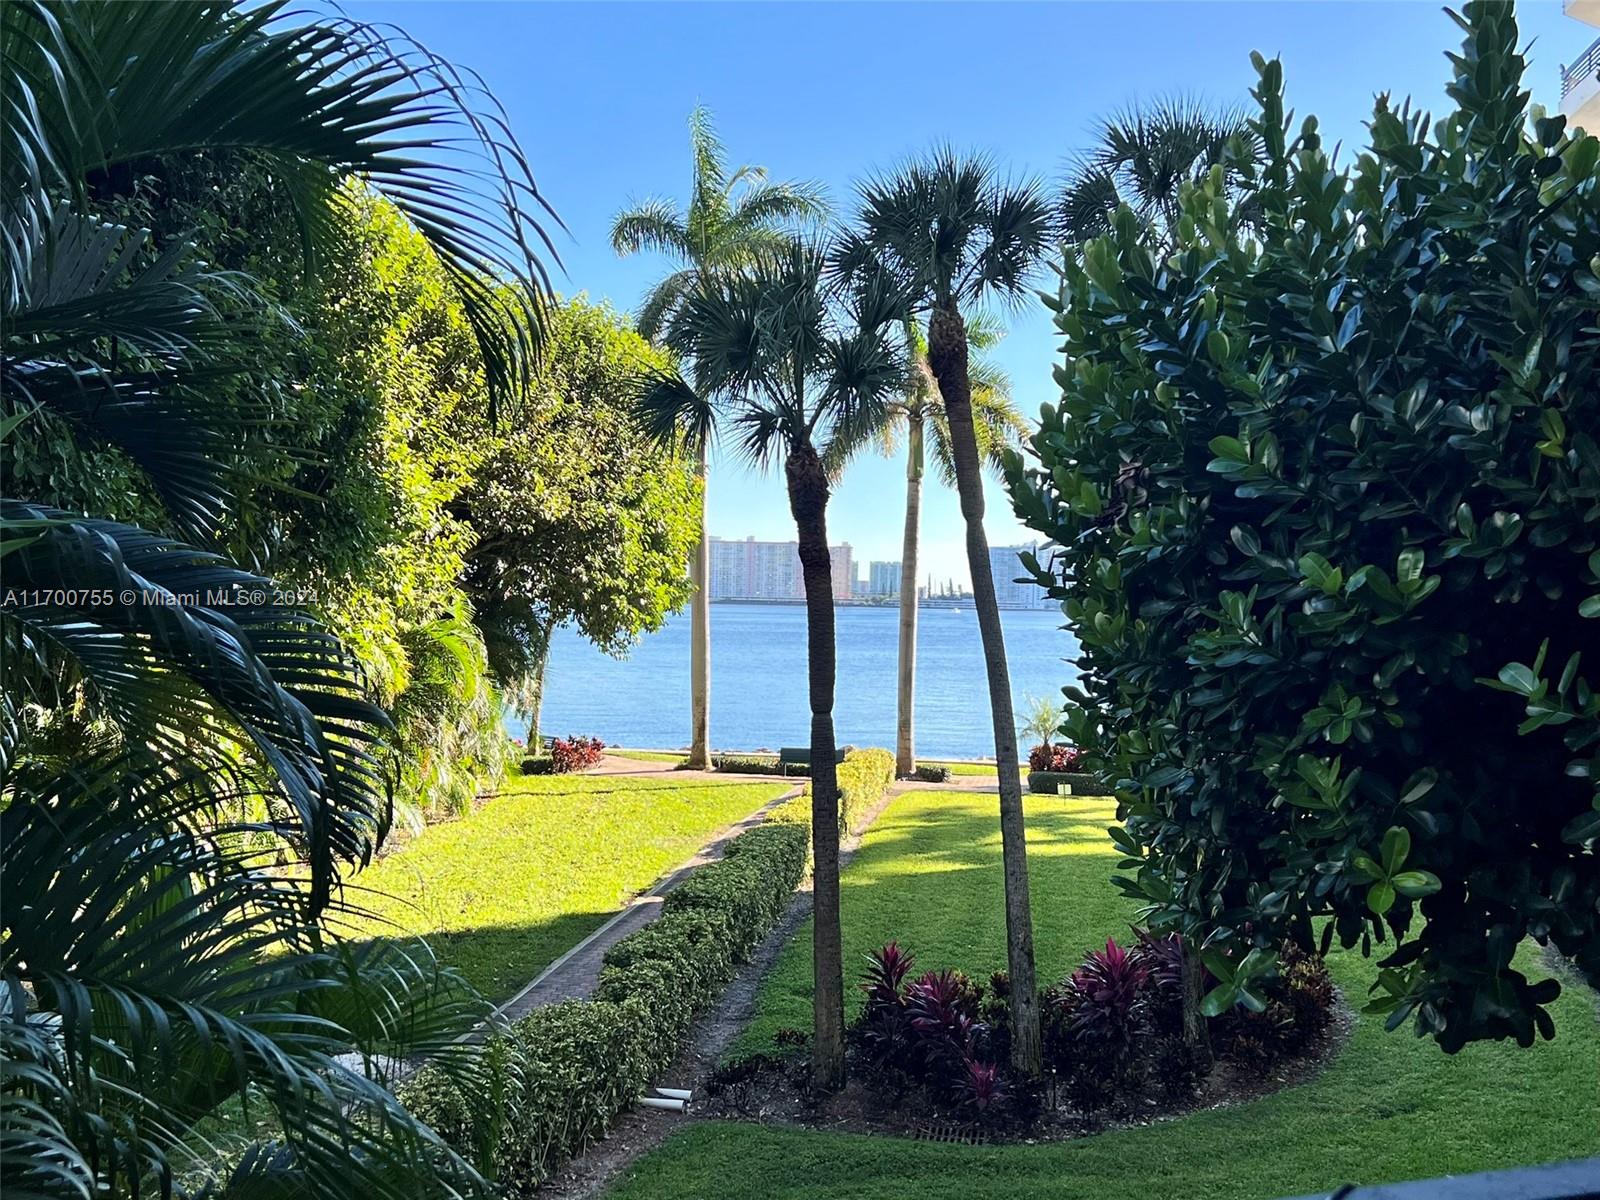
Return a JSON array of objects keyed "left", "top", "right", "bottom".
[
  {"left": 1059, "top": 96, "right": 1255, "bottom": 245},
  {"left": 827, "top": 314, "right": 1024, "bottom": 778},
  {"left": 611, "top": 107, "right": 824, "bottom": 769},
  {"left": 638, "top": 242, "right": 906, "bottom": 1090},
  {"left": 2, "top": 2, "right": 553, "bottom": 1194},
  {"left": 848, "top": 150, "right": 1054, "bottom": 1075}
]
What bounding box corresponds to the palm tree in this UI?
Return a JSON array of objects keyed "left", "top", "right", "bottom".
[
  {"left": 848, "top": 150, "right": 1054, "bottom": 1075},
  {"left": 2, "top": 2, "right": 553, "bottom": 1194},
  {"left": 1059, "top": 96, "right": 1256, "bottom": 245},
  {"left": 611, "top": 107, "right": 825, "bottom": 769},
  {"left": 638, "top": 242, "right": 906, "bottom": 1090},
  {"left": 827, "top": 314, "right": 1024, "bottom": 779}
]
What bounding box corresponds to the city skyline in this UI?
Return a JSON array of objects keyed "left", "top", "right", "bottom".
[{"left": 707, "top": 533, "right": 1049, "bottom": 609}]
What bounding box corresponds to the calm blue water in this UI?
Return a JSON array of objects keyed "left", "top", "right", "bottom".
[{"left": 514, "top": 603, "right": 1080, "bottom": 759}]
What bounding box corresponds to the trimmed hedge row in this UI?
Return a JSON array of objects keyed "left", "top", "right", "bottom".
[
  {"left": 770, "top": 747, "right": 895, "bottom": 835},
  {"left": 399, "top": 819, "right": 809, "bottom": 1194},
  {"left": 1026, "top": 770, "right": 1107, "bottom": 795}
]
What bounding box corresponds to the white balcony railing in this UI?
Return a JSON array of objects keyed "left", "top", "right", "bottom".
[{"left": 1564, "top": 34, "right": 1600, "bottom": 98}]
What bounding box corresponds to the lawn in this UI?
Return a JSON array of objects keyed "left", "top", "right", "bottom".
[
  {"left": 612, "top": 789, "right": 1600, "bottom": 1200},
  {"left": 345, "top": 774, "right": 789, "bottom": 1000},
  {"left": 608, "top": 749, "right": 690, "bottom": 764}
]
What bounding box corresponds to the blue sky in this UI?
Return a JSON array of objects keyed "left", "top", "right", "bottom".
[{"left": 354, "top": 0, "right": 1580, "bottom": 587}]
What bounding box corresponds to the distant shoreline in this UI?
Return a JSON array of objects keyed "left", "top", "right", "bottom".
[{"left": 710, "top": 597, "right": 1051, "bottom": 611}]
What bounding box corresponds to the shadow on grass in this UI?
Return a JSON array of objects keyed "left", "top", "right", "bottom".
[{"left": 336, "top": 909, "right": 619, "bottom": 1004}]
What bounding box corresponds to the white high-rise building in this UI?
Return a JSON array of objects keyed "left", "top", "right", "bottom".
[
  {"left": 868, "top": 560, "right": 902, "bottom": 598},
  {"left": 708, "top": 537, "right": 855, "bottom": 601},
  {"left": 987, "top": 543, "right": 1048, "bottom": 610},
  {"left": 1563, "top": 0, "right": 1600, "bottom": 131}
]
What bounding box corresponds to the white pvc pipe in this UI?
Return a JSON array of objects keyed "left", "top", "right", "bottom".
[
  {"left": 655, "top": 1087, "right": 693, "bottom": 1101},
  {"left": 639, "top": 1096, "right": 687, "bottom": 1112}
]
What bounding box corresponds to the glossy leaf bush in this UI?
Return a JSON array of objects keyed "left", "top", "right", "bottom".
[{"left": 1007, "top": 2, "right": 1600, "bottom": 1050}]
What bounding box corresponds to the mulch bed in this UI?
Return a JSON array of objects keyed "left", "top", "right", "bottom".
[{"left": 692, "top": 993, "right": 1355, "bottom": 1146}]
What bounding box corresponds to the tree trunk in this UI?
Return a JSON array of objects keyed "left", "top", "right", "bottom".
[
  {"left": 527, "top": 616, "right": 553, "bottom": 745},
  {"left": 787, "top": 442, "right": 845, "bottom": 1091},
  {"left": 1182, "top": 942, "right": 1214, "bottom": 1069},
  {"left": 925, "top": 302, "right": 1042, "bottom": 1076},
  {"left": 686, "top": 437, "right": 712, "bottom": 768},
  {"left": 895, "top": 412, "right": 924, "bottom": 778}
]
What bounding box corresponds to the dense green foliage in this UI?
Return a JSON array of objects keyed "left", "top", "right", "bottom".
[
  {"left": 457, "top": 298, "right": 701, "bottom": 708},
  {"left": 351, "top": 775, "right": 788, "bottom": 999},
  {"left": 0, "top": 1, "right": 562, "bottom": 1194},
  {"left": 633, "top": 789, "right": 1598, "bottom": 1200},
  {"left": 770, "top": 747, "right": 896, "bottom": 833},
  {"left": 400, "top": 818, "right": 809, "bottom": 1194},
  {"left": 1007, "top": 2, "right": 1600, "bottom": 1050}
]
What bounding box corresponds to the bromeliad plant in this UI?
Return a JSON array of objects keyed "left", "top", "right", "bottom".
[{"left": 1007, "top": 0, "right": 1600, "bottom": 1051}]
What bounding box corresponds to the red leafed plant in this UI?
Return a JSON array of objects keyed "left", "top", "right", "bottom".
[
  {"left": 905, "top": 968, "right": 979, "bottom": 1069},
  {"left": 549, "top": 735, "right": 605, "bottom": 773},
  {"left": 955, "top": 1054, "right": 1008, "bottom": 1116},
  {"left": 1027, "top": 743, "right": 1087, "bottom": 772},
  {"left": 1063, "top": 937, "right": 1149, "bottom": 1043}
]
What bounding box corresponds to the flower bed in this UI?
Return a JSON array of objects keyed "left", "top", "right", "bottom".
[{"left": 705, "top": 929, "right": 1338, "bottom": 1141}]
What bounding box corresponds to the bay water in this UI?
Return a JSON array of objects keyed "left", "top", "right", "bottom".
[{"left": 515, "top": 603, "right": 1081, "bottom": 759}]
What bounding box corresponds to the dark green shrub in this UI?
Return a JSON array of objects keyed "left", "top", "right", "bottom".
[
  {"left": 713, "top": 755, "right": 793, "bottom": 776},
  {"left": 1025, "top": 770, "right": 1104, "bottom": 795},
  {"left": 519, "top": 755, "right": 553, "bottom": 775},
  {"left": 1007, "top": 1, "right": 1600, "bottom": 1049},
  {"left": 910, "top": 764, "right": 953, "bottom": 783}
]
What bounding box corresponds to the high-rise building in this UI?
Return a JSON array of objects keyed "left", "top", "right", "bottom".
[
  {"left": 707, "top": 536, "right": 855, "bottom": 601},
  {"left": 829, "top": 544, "right": 854, "bottom": 601},
  {"left": 868, "top": 560, "right": 902, "bottom": 598},
  {"left": 1563, "top": 0, "right": 1600, "bottom": 131},
  {"left": 988, "top": 543, "right": 1048, "bottom": 610}
]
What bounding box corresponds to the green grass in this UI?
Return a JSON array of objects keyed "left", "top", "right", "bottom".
[
  {"left": 346, "top": 774, "right": 788, "bottom": 1000},
  {"left": 925, "top": 759, "right": 1002, "bottom": 777},
  {"left": 611, "top": 789, "right": 1600, "bottom": 1200},
  {"left": 607, "top": 749, "right": 690, "bottom": 764}
]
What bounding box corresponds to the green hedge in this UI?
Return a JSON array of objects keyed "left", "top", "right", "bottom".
[
  {"left": 712, "top": 755, "right": 795, "bottom": 776},
  {"left": 836, "top": 747, "right": 894, "bottom": 832},
  {"left": 1026, "top": 770, "right": 1106, "bottom": 795},
  {"left": 398, "top": 820, "right": 808, "bottom": 1194}
]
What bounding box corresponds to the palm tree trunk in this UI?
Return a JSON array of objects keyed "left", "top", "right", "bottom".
[
  {"left": 528, "top": 615, "right": 553, "bottom": 745},
  {"left": 926, "top": 302, "right": 1042, "bottom": 1076},
  {"left": 896, "top": 412, "right": 924, "bottom": 778},
  {"left": 787, "top": 441, "right": 845, "bottom": 1091},
  {"left": 686, "top": 438, "right": 712, "bottom": 768}
]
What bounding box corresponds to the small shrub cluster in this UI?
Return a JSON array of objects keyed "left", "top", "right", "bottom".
[
  {"left": 519, "top": 755, "right": 552, "bottom": 775},
  {"left": 853, "top": 930, "right": 1334, "bottom": 1128},
  {"left": 399, "top": 818, "right": 808, "bottom": 1194},
  {"left": 548, "top": 735, "right": 605, "bottom": 773},
  {"left": 909, "top": 764, "right": 952, "bottom": 783},
  {"left": 851, "top": 942, "right": 1017, "bottom": 1125},
  {"left": 1026, "top": 743, "right": 1086, "bottom": 772}
]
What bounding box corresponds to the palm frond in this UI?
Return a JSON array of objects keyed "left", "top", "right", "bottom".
[
  {"left": 1, "top": 502, "right": 392, "bottom": 900},
  {"left": 2, "top": 756, "right": 492, "bottom": 1199},
  {"left": 609, "top": 198, "right": 692, "bottom": 260},
  {"left": 4, "top": 0, "right": 558, "bottom": 418},
  {"left": 631, "top": 366, "right": 715, "bottom": 456}
]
